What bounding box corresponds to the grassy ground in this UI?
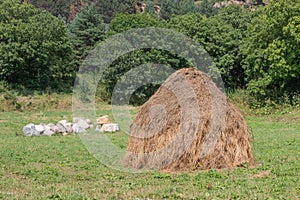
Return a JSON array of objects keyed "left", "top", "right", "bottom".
[{"left": 0, "top": 95, "right": 299, "bottom": 199}]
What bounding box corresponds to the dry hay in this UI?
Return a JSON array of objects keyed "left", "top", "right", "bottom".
[{"left": 122, "top": 68, "right": 254, "bottom": 171}]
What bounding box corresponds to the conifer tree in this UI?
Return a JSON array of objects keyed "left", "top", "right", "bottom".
[{"left": 68, "top": 3, "right": 108, "bottom": 67}]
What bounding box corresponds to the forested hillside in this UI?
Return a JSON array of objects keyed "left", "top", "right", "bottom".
[{"left": 0, "top": 0, "right": 299, "bottom": 106}]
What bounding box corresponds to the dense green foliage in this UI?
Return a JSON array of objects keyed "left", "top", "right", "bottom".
[
  {"left": 156, "top": 0, "right": 199, "bottom": 19},
  {"left": 102, "top": 14, "right": 190, "bottom": 104},
  {"left": 95, "top": 0, "right": 136, "bottom": 23},
  {"left": 28, "top": 0, "right": 72, "bottom": 22},
  {"left": 242, "top": 0, "right": 300, "bottom": 104},
  {"left": 28, "top": 0, "right": 136, "bottom": 23},
  {"left": 198, "top": 0, "right": 218, "bottom": 16},
  {"left": 0, "top": 0, "right": 73, "bottom": 90},
  {"left": 0, "top": 0, "right": 299, "bottom": 104},
  {"left": 168, "top": 5, "right": 253, "bottom": 89}
]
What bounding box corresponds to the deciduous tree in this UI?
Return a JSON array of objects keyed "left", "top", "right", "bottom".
[
  {"left": 242, "top": 0, "right": 300, "bottom": 103},
  {"left": 0, "top": 0, "right": 73, "bottom": 90}
]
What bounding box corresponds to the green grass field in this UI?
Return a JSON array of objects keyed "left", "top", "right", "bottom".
[{"left": 0, "top": 99, "right": 299, "bottom": 199}]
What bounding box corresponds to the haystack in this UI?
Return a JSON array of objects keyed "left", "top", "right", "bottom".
[{"left": 122, "top": 68, "right": 254, "bottom": 171}]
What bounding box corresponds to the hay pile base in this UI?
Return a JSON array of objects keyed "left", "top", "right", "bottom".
[{"left": 122, "top": 68, "right": 254, "bottom": 171}]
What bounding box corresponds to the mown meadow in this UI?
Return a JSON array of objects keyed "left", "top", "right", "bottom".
[{"left": 0, "top": 94, "right": 299, "bottom": 199}]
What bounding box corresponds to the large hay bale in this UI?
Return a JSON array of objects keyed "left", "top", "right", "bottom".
[{"left": 122, "top": 68, "right": 254, "bottom": 171}]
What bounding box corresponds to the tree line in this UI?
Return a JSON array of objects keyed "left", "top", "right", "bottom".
[{"left": 0, "top": 0, "right": 299, "bottom": 105}]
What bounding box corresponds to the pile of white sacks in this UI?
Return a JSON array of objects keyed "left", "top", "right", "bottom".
[
  {"left": 95, "top": 115, "right": 119, "bottom": 133},
  {"left": 22, "top": 116, "right": 119, "bottom": 137}
]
